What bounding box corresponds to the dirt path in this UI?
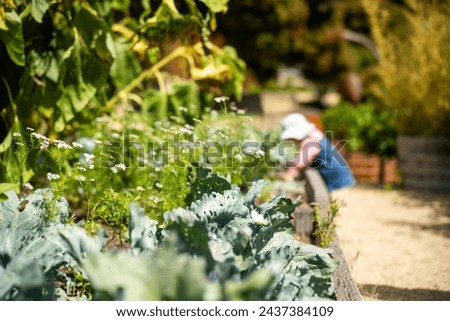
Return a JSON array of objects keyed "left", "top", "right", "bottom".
[{"left": 333, "top": 185, "right": 450, "bottom": 300}]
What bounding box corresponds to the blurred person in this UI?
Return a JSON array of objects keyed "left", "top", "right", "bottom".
[{"left": 278, "top": 113, "right": 355, "bottom": 191}]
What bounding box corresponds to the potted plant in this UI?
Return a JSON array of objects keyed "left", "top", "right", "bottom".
[{"left": 363, "top": 0, "right": 450, "bottom": 191}]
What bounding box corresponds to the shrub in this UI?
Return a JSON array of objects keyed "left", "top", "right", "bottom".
[
  {"left": 363, "top": 0, "right": 450, "bottom": 137},
  {"left": 321, "top": 100, "right": 396, "bottom": 158}
]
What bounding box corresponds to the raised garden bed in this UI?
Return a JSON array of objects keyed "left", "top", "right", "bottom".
[{"left": 272, "top": 168, "right": 362, "bottom": 301}]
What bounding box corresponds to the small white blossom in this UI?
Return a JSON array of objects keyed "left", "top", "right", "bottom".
[
  {"left": 178, "top": 106, "right": 188, "bottom": 112},
  {"left": 214, "top": 96, "right": 230, "bottom": 103},
  {"left": 83, "top": 153, "right": 95, "bottom": 162},
  {"left": 83, "top": 153, "right": 95, "bottom": 169},
  {"left": 149, "top": 196, "right": 161, "bottom": 203},
  {"left": 135, "top": 186, "right": 145, "bottom": 192},
  {"left": 23, "top": 183, "right": 34, "bottom": 190},
  {"left": 75, "top": 175, "right": 86, "bottom": 182},
  {"left": 155, "top": 182, "right": 163, "bottom": 189},
  {"left": 54, "top": 139, "right": 73, "bottom": 150},
  {"left": 26, "top": 127, "right": 35, "bottom": 132},
  {"left": 40, "top": 140, "right": 50, "bottom": 150},
  {"left": 234, "top": 154, "right": 244, "bottom": 162},
  {"left": 237, "top": 109, "right": 246, "bottom": 115},
  {"left": 47, "top": 173, "right": 60, "bottom": 181},
  {"left": 13, "top": 132, "right": 21, "bottom": 137},
  {"left": 72, "top": 142, "right": 84, "bottom": 148},
  {"left": 251, "top": 210, "right": 268, "bottom": 226},
  {"left": 31, "top": 132, "right": 49, "bottom": 141},
  {"left": 115, "top": 163, "right": 126, "bottom": 171},
  {"left": 180, "top": 127, "right": 193, "bottom": 135},
  {"left": 255, "top": 149, "right": 265, "bottom": 158},
  {"left": 94, "top": 139, "right": 103, "bottom": 144}
]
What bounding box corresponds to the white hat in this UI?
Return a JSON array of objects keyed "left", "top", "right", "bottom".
[{"left": 280, "top": 113, "right": 315, "bottom": 140}]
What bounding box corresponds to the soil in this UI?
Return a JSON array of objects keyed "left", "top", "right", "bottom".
[{"left": 333, "top": 185, "right": 450, "bottom": 301}]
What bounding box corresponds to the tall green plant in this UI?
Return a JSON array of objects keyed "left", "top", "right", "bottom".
[
  {"left": 363, "top": 0, "right": 450, "bottom": 137},
  {"left": 0, "top": 0, "right": 245, "bottom": 164}
]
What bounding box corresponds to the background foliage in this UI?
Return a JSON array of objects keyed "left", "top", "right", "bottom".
[{"left": 362, "top": 0, "right": 450, "bottom": 137}]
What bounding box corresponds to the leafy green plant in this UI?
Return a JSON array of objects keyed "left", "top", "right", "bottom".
[
  {"left": 311, "top": 200, "right": 343, "bottom": 248},
  {"left": 0, "top": 189, "right": 70, "bottom": 300},
  {"left": 0, "top": 0, "right": 245, "bottom": 170},
  {"left": 363, "top": 0, "right": 450, "bottom": 137},
  {"left": 321, "top": 100, "right": 396, "bottom": 158},
  {"left": 1, "top": 174, "right": 339, "bottom": 301}
]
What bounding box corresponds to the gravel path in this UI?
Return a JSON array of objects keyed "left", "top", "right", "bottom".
[
  {"left": 248, "top": 91, "right": 450, "bottom": 301},
  {"left": 333, "top": 185, "right": 450, "bottom": 300}
]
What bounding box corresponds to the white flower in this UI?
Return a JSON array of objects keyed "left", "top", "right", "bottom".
[
  {"left": 251, "top": 210, "right": 268, "bottom": 226},
  {"left": 54, "top": 139, "right": 73, "bottom": 150},
  {"left": 72, "top": 142, "right": 84, "bottom": 148},
  {"left": 155, "top": 182, "right": 163, "bottom": 189},
  {"left": 83, "top": 153, "right": 95, "bottom": 169},
  {"left": 237, "top": 109, "right": 246, "bottom": 115},
  {"left": 47, "top": 173, "right": 60, "bottom": 181},
  {"left": 31, "top": 132, "right": 49, "bottom": 141},
  {"left": 23, "top": 182, "right": 34, "bottom": 190},
  {"left": 149, "top": 195, "right": 161, "bottom": 203},
  {"left": 83, "top": 153, "right": 95, "bottom": 162},
  {"left": 75, "top": 175, "right": 86, "bottom": 182},
  {"left": 178, "top": 106, "right": 188, "bottom": 112},
  {"left": 136, "top": 186, "right": 145, "bottom": 192},
  {"left": 255, "top": 149, "right": 265, "bottom": 158},
  {"left": 40, "top": 140, "right": 50, "bottom": 150},
  {"left": 115, "top": 163, "right": 126, "bottom": 171},
  {"left": 180, "top": 127, "right": 193, "bottom": 135},
  {"left": 26, "top": 127, "right": 35, "bottom": 132},
  {"left": 13, "top": 132, "right": 21, "bottom": 137},
  {"left": 234, "top": 153, "right": 243, "bottom": 162},
  {"left": 214, "top": 96, "right": 230, "bottom": 103}
]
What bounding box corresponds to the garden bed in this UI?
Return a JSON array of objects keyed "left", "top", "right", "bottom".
[{"left": 272, "top": 169, "right": 362, "bottom": 301}]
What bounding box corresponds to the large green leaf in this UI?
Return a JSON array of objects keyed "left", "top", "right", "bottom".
[
  {"left": 198, "top": 0, "right": 229, "bottom": 13},
  {"left": 0, "top": 189, "right": 71, "bottom": 300},
  {"left": 257, "top": 232, "right": 337, "bottom": 300},
  {"left": 169, "top": 80, "right": 201, "bottom": 118},
  {"left": 83, "top": 248, "right": 211, "bottom": 300},
  {"left": 55, "top": 37, "right": 107, "bottom": 131},
  {"left": 31, "top": 0, "right": 52, "bottom": 23},
  {"left": 0, "top": 9, "right": 25, "bottom": 66},
  {"left": 129, "top": 202, "right": 159, "bottom": 254},
  {"left": 190, "top": 189, "right": 249, "bottom": 227},
  {"left": 109, "top": 39, "right": 142, "bottom": 89}
]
